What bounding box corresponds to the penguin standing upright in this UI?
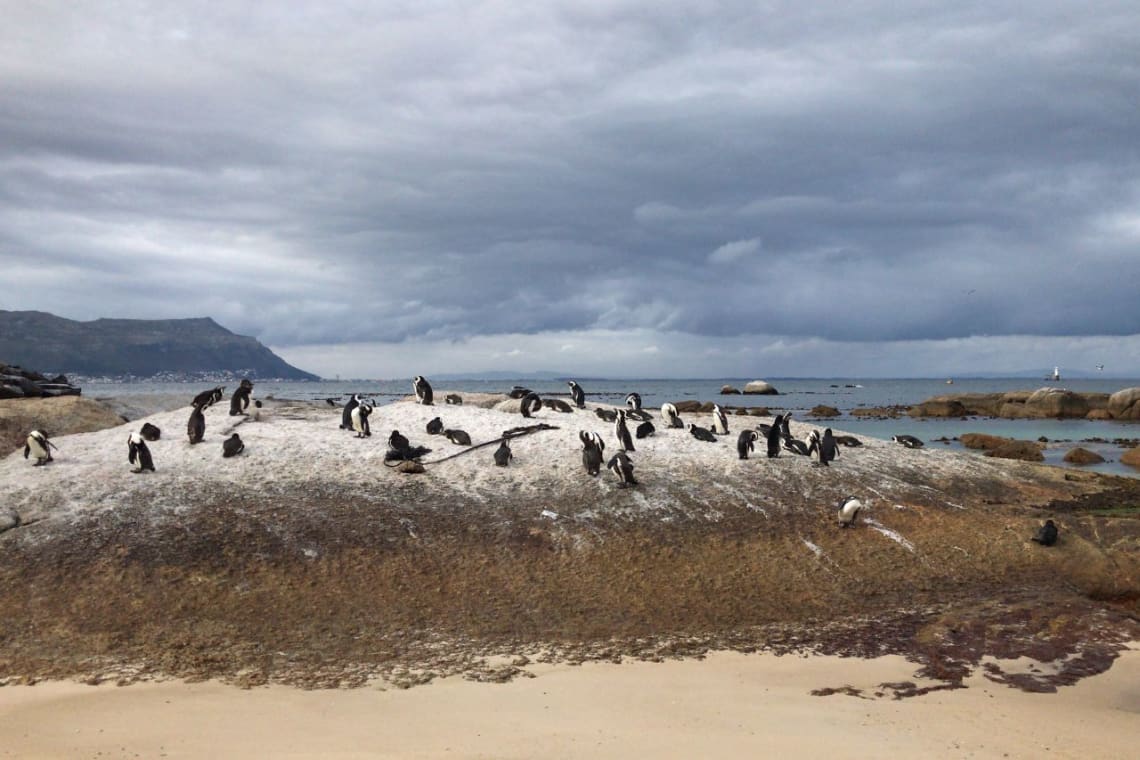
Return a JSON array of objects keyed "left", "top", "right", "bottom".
[
  {"left": 520, "top": 392, "right": 542, "bottom": 418},
  {"left": 1032, "top": 519, "right": 1059, "bottom": 546},
  {"left": 568, "top": 380, "right": 586, "bottom": 409},
  {"left": 493, "top": 440, "right": 513, "bottom": 466},
  {"left": 341, "top": 394, "right": 361, "bottom": 430},
  {"left": 661, "top": 402, "right": 683, "bottom": 429},
  {"left": 712, "top": 404, "right": 729, "bottom": 435},
  {"left": 351, "top": 402, "right": 373, "bottom": 438},
  {"left": 579, "top": 431, "right": 605, "bottom": 476},
  {"left": 413, "top": 376, "right": 434, "bottom": 405},
  {"left": 736, "top": 430, "right": 758, "bottom": 459},
  {"left": 188, "top": 404, "right": 206, "bottom": 444},
  {"left": 23, "top": 430, "right": 56, "bottom": 466},
  {"left": 614, "top": 409, "right": 635, "bottom": 451},
  {"left": 128, "top": 431, "right": 155, "bottom": 472},
  {"left": 607, "top": 449, "right": 637, "bottom": 487},
  {"left": 229, "top": 379, "right": 254, "bottom": 416},
  {"left": 818, "top": 428, "right": 839, "bottom": 466},
  {"left": 837, "top": 496, "right": 863, "bottom": 527},
  {"left": 766, "top": 415, "right": 783, "bottom": 458},
  {"left": 779, "top": 412, "right": 792, "bottom": 442},
  {"left": 222, "top": 433, "right": 245, "bottom": 458},
  {"left": 626, "top": 393, "right": 643, "bottom": 411}
]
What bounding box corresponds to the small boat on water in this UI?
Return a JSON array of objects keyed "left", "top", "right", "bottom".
[{"left": 1045, "top": 366, "right": 1061, "bottom": 381}]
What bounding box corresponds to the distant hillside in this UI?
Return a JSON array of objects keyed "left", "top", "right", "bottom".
[{"left": 0, "top": 311, "right": 319, "bottom": 380}]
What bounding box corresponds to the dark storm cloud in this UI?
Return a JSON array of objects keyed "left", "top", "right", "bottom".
[{"left": 2, "top": 1, "right": 1140, "bottom": 369}]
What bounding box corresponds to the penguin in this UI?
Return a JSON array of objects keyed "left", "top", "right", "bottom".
[
  {"left": 493, "top": 440, "right": 513, "bottom": 467},
  {"left": 635, "top": 421, "right": 655, "bottom": 439},
  {"left": 544, "top": 398, "right": 573, "bottom": 413},
  {"left": 766, "top": 415, "right": 784, "bottom": 458},
  {"left": 187, "top": 404, "right": 206, "bottom": 444},
  {"left": 837, "top": 496, "right": 863, "bottom": 527},
  {"left": 222, "top": 433, "right": 245, "bottom": 458},
  {"left": 579, "top": 430, "right": 605, "bottom": 476},
  {"left": 413, "top": 376, "right": 434, "bottom": 405},
  {"left": 444, "top": 429, "right": 472, "bottom": 446},
  {"left": 508, "top": 386, "right": 532, "bottom": 399},
  {"left": 614, "top": 410, "right": 635, "bottom": 451},
  {"left": 783, "top": 437, "right": 810, "bottom": 456},
  {"left": 23, "top": 430, "right": 56, "bottom": 466},
  {"left": 351, "top": 402, "right": 373, "bottom": 438},
  {"left": 687, "top": 423, "right": 717, "bottom": 443},
  {"left": 736, "top": 430, "right": 758, "bottom": 459},
  {"left": 426, "top": 417, "right": 444, "bottom": 435},
  {"left": 251, "top": 400, "right": 263, "bottom": 421},
  {"left": 568, "top": 381, "right": 586, "bottom": 409},
  {"left": 594, "top": 407, "right": 618, "bottom": 423},
  {"left": 661, "top": 402, "right": 683, "bottom": 429},
  {"left": 192, "top": 386, "right": 225, "bottom": 409},
  {"left": 444, "top": 393, "right": 463, "bottom": 405},
  {"left": 128, "top": 431, "right": 155, "bottom": 473},
  {"left": 139, "top": 422, "right": 161, "bottom": 442},
  {"left": 607, "top": 449, "right": 637, "bottom": 487},
  {"left": 779, "top": 412, "right": 792, "bottom": 441},
  {"left": 1031, "top": 519, "right": 1059, "bottom": 546},
  {"left": 229, "top": 379, "right": 253, "bottom": 416},
  {"left": 834, "top": 434, "right": 863, "bottom": 447},
  {"left": 324, "top": 398, "right": 338, "bottom": 408},
  {"left": 892, "top": 434, "right": 924, "bottom": 449},
  {"left": 388, "top": 430, "right": 411, "bottom": 453},
  {"left": 817, "top": 428, "right": 839, "bottom": 466},
  {"left": 712, "top": 404, "right": 729, "bottom": 435},
  {"left": 626, "top": 393, "right": 643, "bottom": 411},
  {"left": 340, "top": 394, "right": 361, "bottom": 430},
  {"left": 520, "top": 392, "right": 542, "bottom": 418}
]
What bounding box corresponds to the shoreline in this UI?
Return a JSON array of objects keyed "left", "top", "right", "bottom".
[{"left": 2, "top": 648, "right": 1138, "bottom": 758}]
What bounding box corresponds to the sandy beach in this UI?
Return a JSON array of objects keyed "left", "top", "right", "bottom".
[{"left": 2, "top": 647, "right": 1138, "bottom": 759}]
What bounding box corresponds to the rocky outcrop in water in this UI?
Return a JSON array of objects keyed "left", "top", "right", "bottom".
[
  {"left": 0, "top": 362, "right": 81, "bottom": 399},
  {"left": 910, "top": 388, "right": 1115, "bottom": 420}
]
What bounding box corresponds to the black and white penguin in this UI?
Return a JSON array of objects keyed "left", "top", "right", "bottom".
[
  {"left": 520, "top": 392, "right": 542, "bottom": 418},
  {"left": 426, "top": 417, "right": 444, "bottom": 435},
  {"left": 892, "top": 434, "right": 924, "bottom": 449},
  {"left": 128, "top": 431, "right": 155, "bottom": 473},
  {"left": 736, "top": 430, "right": 758, "bottom": 459},
  {"left": 607, "top": 449, "right": 637, "bottom": 487},
  {"left": 817, "top": 428, "right": 839, "bottom": 466},
  {"left": 340, "top": 394, "right": 361, "bottom": 430},
  {"left": 635, "top": 421, "right": 655, "bottom": 439},
  {"left": 413, "top": 376, "right": 434, "bottom": 405},
  {"left": 351, "top": 402, "right": 373, "bottom": 438},
  {"left": 626, "top": 393, "right": 643, "bottom": 411},
  {"left": 712, "top": 404, "right": 729, "bottom": 435},
  {"left": 222, "top": 433, "right": 245, "bottom": 458},
  {"left": 140, "top": 422, "right": 161, "bottom": 442},
  {"left": 625, "top": 408, "right": 652, "bottom": 422},
  {"left": 594, "top": 407, "right": 618, "bottom": 423},
  {"left": 579, "top": 431, "right": 605, "bottom": 476},
  {"left": 23, "top": 430, "right": 56, "bottom": 466},
  {"left": 188, "top": 405, "right": 206, "bottom": 444},
  {"left": 783, "top": 437, "right": 810, "bottom": 456},
  {"left": 779, "top": 412, "right": 792, "bottom": 441},
  {"left": 766, "top": 415, "right": 784, "bottom": 458},
  {"left": 1031, "top": 519, "right": 1059, "bottom": 546},
  {"left": 445, "top": 393, "right": 462, "bottom": 405},
  {"left": 389, "top": 430, "right": 410, "bottom": 452},
  {"left": 251, "top": 400, "right": 263, "bottom": 421},
  {"left": 508, "top": 386, "right": 532, "bottom": 399},
  {"left": 834, "top": 434, "right": 863, "bottom": 447},
  {"left": 687, "top": 423, "right": 717, "bottom": 443},
  {"left": 493, "top": 440, "right": 513, "bottom": 467},
  {"left": 661, "top": 403, "right": 683, "bottom": 429},
  {"left": 614, "top": 410, "right": 635, "bottom": 451},
  {"left": 444, "top": 429, "right": 472, "bottom": 446},
  {"left": 837, "top": 496, "right": 863, "bottom": 527},
  {"left": 568, "top": 381, "right": 586, "bottom": 409},
  {"left": 192, "top": 386, "right": 225, "bottom": 409},
  {"left": 229, "top": 379, "right": 253, "bottom": 416},
  {"left": 544, "top": 398, "right": 573, "bottom": 413}
]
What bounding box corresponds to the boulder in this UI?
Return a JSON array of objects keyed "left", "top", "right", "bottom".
[
  {"left": 851, "top": 406, "right": 904, "bottom": 418},
  {"left": 1122, "top": 446, "right": 1140, "bottom": 469},
  {"left": 908, "top": 399, "right": 968, "bottom": 417},
  {"left": 1021, "top": 387, "right": 1090, "bottom": 418},
  {"left": 720, "top": 385, "right": 741, "bottom": 395},
  {"left": 809, "top": 405, "right": 840, "bottom": 418},
  {"left": 672, "top": 400, "right": 704, "bottom": 413},
  {"left": 984, "top": 440, "right": 1045, "bottom": 462},
  {"left": 1107, "top": 387, "right": 1140, "bottom": 420},
  {"left": 1086, "top": 409, "right": 1112, "bottom": 420},
  {"left": 960, "top": 433, "right": 1012, "bottom": 451},
  {"left": 742, "top": 381, "right": 778, "bottom": 395},
  {"left": 1063, "top": 447, "right": 1104, "bottom": 465}
]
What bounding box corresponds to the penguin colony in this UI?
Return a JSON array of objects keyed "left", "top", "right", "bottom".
[{"left": 18, "top": 373, "right": 997, "bottom": 532}]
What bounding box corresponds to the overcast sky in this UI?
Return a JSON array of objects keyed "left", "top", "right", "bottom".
[{"left": 3, "top": 1, "right": 1140, "bottom": 378}]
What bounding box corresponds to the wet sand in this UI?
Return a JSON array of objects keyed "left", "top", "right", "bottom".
[{"left": 2, "top": 648, "right": 1138, "bottom": 759}]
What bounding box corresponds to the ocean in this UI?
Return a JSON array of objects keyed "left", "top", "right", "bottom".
[{"left": 85, "top": 376, "right": 1140, "bottom": 478}]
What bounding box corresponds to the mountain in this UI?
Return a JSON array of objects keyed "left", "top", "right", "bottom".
[{"left": 0, "top": 311, "right": 319, "bottom": 380}]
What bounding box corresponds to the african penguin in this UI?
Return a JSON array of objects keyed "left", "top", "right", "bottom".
[
  {"left": 837, "top": 496, "right": 863, "bottom": 527},
  {"left": 140, "top": 422, "right": 161, "bottom": 441},
  {"left": 192, "top": 386, "right": 225, "bottom": 409},
  {"left": 607, "top": 449, "right": 637, "bottom": 487},
  {"left": 766, "top": 415, "right": 783, "bottom": 458},
  {"left": 445, "top": 393, "right": 462, "bottom": 405},
  {"left": 635, "top": 421, "right": 655, "bottom": 439},
  {"left": 341, "top": 394, "right": 361, "bottom": 430},
  {"left": 351, "top": 402, "right": 373, "bottom": 438},
  {"left": 779, "top": 412, "right": 792, "bottom": 441},
  {"left": 388, "top": 430, "right": 411, "bottom": 452},
  {"left": 817, "top": 428, "right": 839, "bottom": 466},
  {"left": 426, "top": 417, "right": 444, "bottom": 435},
  {"left": 892, "top": 434, "right": 924, "bottom": 449},
  {"left": 222, "top": 433, "right": 245, "bottom": 458},
  {"left": 1032, "top": 519, "right": 1059, "bottom": 546},
  {"left": 626, "top": 393, "right": 643, "bottom": 411},
  {"left": 736, "top": 430, "right": 758, "bottom": 459},
  {"left": 188, "top": 405, "right": 206, "bottom": 445},
  {"left": 579, "top": 430, "right": 605, "bottom": 476},
  {"left": 413, "top": 376, "right": 434, "bottom": 405},
  {"left": 594, "top": 407, "right": 618, "bottom": 422},
  {"left": 229, "top": 379, "right": 253, "bottom": 416},
  {"left": 544, "top": 398, "right": 573, "bottom": 413},
  {"left": 712, "top": 404, "right": 729, "bottom": 435},
  {"left": 568, "top": 381, "right": 586, "bottom": 409},
  {"left": 444, "top": 429, "right": 472, "bottom": 446},
  {"left": 687, "top": 423, "right": 717, "bottom": 443},
  {"left": 520, "top": 392, "right": 542, "bottom": 418},
  {"left": 128, "top": 431, "right": 155, "bottom": 473},
  {"left": 493, "top": 440, "right": 513, "bottom": 467},
  {"left": 23, "top": 430, "right": 56, "bottom": 466},
  {"left": 661, "top": 402, "right": 683, "bottom": 429},
  {"left": 614, "top": 409, "right": 635, "bottom": 451}
]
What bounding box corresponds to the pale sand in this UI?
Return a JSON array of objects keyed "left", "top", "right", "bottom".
[{"left": 2, "top": 649, "right": 1138, "bottom": 759}]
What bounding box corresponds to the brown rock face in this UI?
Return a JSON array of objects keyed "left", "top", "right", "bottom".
[
  {"left": 809, "top": 405, "right": 840, "bottom": 417},
  {"left": 1021, "top": 388, "right": 1090, "bottom": 418},
  {"left": 720, "top": 385, "right": 741, "bottom": 395},
  {"left": 1063, "top": 448, "right": 1105, "bottom": 465},
  {"left": 907, "top": 399, "right": 968, "bottom": 417},
  {"left": 1086, "top": 409, "right": 1112, "bottom": 420},
  {"left": 1108, "top": 388, "right": 1140, "bottom": 420},
  {"left": 1122, "top": 446, "right": 1140, "bottom": 468},
  {"left": 0, "top": 396, "right": 128, "bottom": 454},
  {"left": 961, "top": 433, "right": 1013, "bottom": 451},
  {"left": 984, "top": 440, "right": 1045, "bottom": 462}
]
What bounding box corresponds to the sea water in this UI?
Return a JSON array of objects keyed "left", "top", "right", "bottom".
[{"left": 86, "top": 376, "right": 1140, "bottom": 478}]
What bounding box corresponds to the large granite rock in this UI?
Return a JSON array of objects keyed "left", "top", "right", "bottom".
[
  {"left": 911, "top": 389, "right": 1110, "bottom": 419},
  {"left": 1064, "top": 448, "right": 1105, "bottom": 465},
  {"left": 1, "top": 362, "right": 81, "bottom": 399},
  {"left": 984, "top": 440, "right": 1045, "bottom": 462},
  {"left": 742, "top": 380, "right": 778, "bottom": 395},
  {"left": 1122, "top": 446, "right": 1140, "bottom": 468},
  {"left": 960, "top": 433, "right": 1012, "bottom": 451},
  {"left": 1107, "top": 387, "right": 1140, "bottom": 420},
  {"left": 908, "top": 399, "right": 969, "bottom": 417}
]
